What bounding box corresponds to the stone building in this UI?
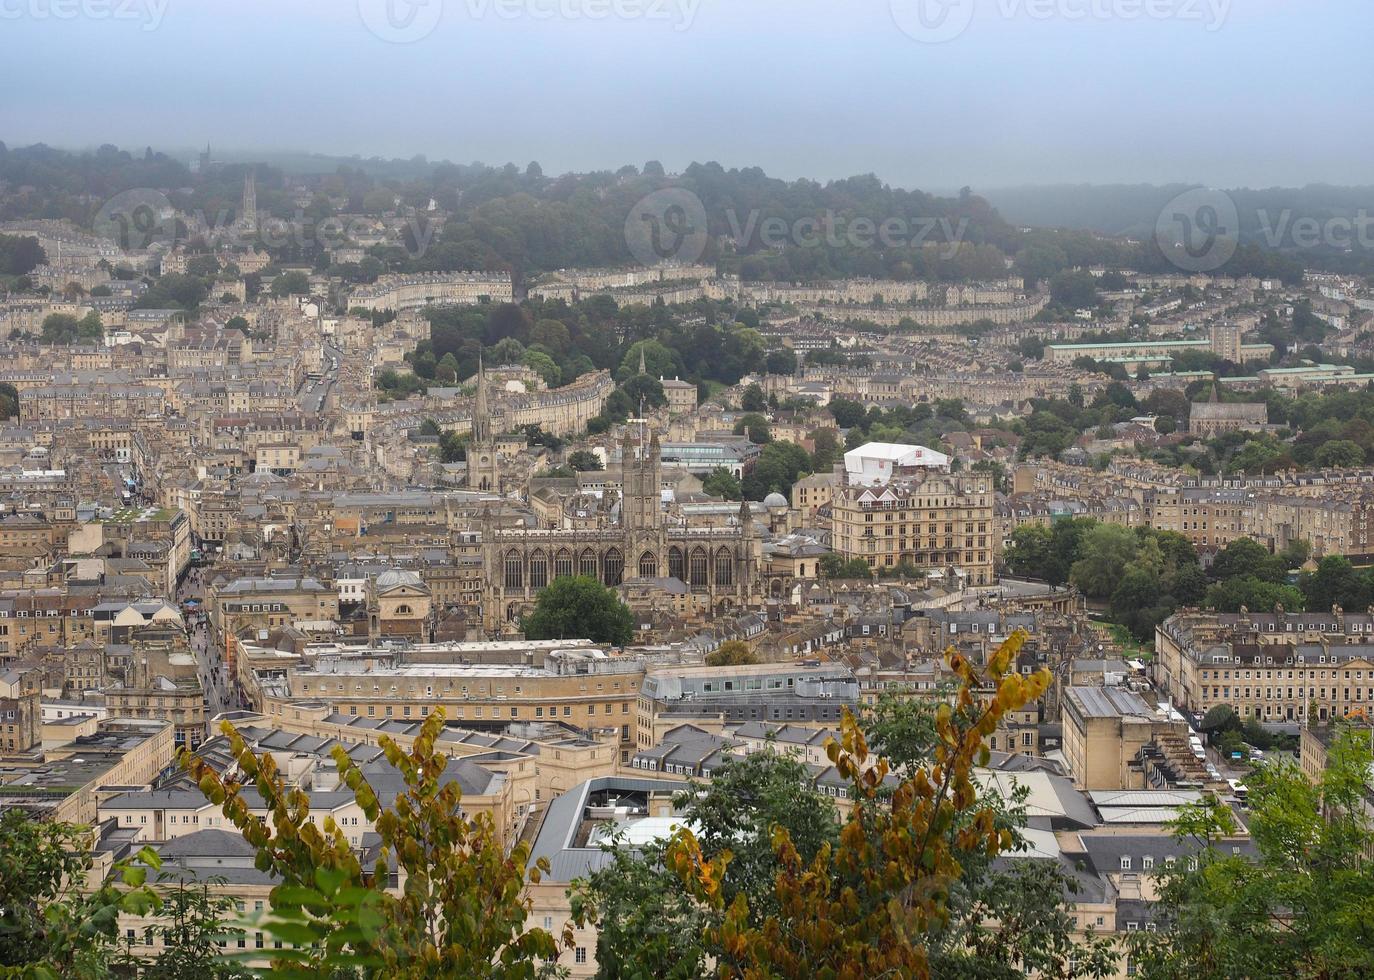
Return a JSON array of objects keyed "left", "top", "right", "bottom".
[
  {"left": 481, "top": 423, "right": 760, "bottom": 629},
  {"left": 830, "top": 445, "right": 995, "bottom": 585},
  {"left": 1188, "top": 401, "right": 1268, "bottom": 436}
]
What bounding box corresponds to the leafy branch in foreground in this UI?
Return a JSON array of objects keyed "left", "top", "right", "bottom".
[
  {"left": 181, "top": 708, "right": 566, "bottom": 978},
  {"left": 1129, "top": 728, "right": 1374, "bottom": 980},
  {"left": 0, "top": 810, "right": 206, "bottom": 980},
  {"left": 667, "top": 630, "right": 1052, "bottom": 979}
]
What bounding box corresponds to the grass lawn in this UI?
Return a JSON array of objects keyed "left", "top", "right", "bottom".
[{"left": 1099, "top": 621, "right": 1155, "bottom": 662}]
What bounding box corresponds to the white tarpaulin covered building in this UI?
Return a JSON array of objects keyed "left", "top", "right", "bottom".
[{"left": 843, "top": 442, "right": 950, "bottom": 486}]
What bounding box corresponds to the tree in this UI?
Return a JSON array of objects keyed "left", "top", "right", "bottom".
[
  {"left": 618, "top": 341, "right": 678, "bottom": 381},
  {"left": 620, "top": 374, "right": 666, "bottom": 411},
  {"left": 1209, "top": 537, "right": 1286, "bottom": 584},
  {"left": 1110, "top": 567, "right": 1170, "bottom": 642},
  {"left": 1300, "top": 555, "right": 1370, "bottom": 612},
  {"left": 740, "top": 384, "right": 767, "bottom": 412},
  {"left": 182, "top": 710, "right": 564, "bottom": 977},
  {"left": 1205, "top": 575, "right": 1305, "bottom": 614},
  {"left": 705, "top": 640, "right": 757, "bottom": 667},
  {"left": 0, "top": 233, "right": 45, "bottom": 276},
  {"left": 828, "top": 397, "right": 867, "bottom": 430},
  {"left": 270, "top": 270, "right": 310, "bottom": 296},
  {"left": 523, "top": 349, "right": 561, "bottom": 388},
  {"left": 186, "top": 254, "right": 220, "bottom": 278},
  {"left": 1070, "top": 523, "right": 1139, "bottom": 598},
  {"left": 569, "top": 835, "right": 711, "bottom": 980},
  {"left": 733, "top": 412, "right": 771, "bottom": 444},
  {"left": 0, "top": 382, "right": 17, "bottom": 419},
  {"left": 1315, "top": 438, "right": 1365, "bottom": 468},
  {"left": 668, "top": 632, "right": 1052, "bottom": 978},
  {"left": 1133, "top": 730, "right": 1374, "bottom": 978},
  {"left": 521, "top": 575, "right": 633, "bottom": 645},
  {"left": 1049, "top": 269, "right": 1099, "bottom": 308},
  {"left": 0, "top": 810, "right": 221, "bottom": 978},
  {"left": 40, "top": 312, "right": 79, "bottom": 344},
  {"left": 690, "top": 467, "right": 737, "bottom": 502},
  {"left": 765, "top": 348, "right": 797, "bottom": 375},
  {"left": 742, "top": 441, "right": 811, "bottom": 499},
  {"left": 1280, "top": 539, "right": 1311, "bottom": 569},
  {"left": 1199, "top": 704, "right": 1240, "bottom": 736},
  {"left": 567, "top": 450, "right": 603, "bottom": 472},
  {"left": 436, "top": 352, "right": 460, "bottom": 383},
  {"left": 573, "top": 751, "right": 837, "bottom": 979},
  {"left": 860, "top": 695, "right": 939, "bottom": 780},
  {"left": 809, "top": 428, "right": 841, "bottom": 473},
  {"left": 818, "top": 553, "right": 873, "bottom": 579},
  {"left": 1003, "top": 523, "right": 1055, "bottom": 582}
]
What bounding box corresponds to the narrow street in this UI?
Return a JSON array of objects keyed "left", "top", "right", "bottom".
[{"left": 176, "top": 566, "right": 237, "bottom": 726}]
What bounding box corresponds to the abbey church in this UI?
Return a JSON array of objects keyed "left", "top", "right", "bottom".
[{"left": 480, "top": 421, "right": 761, "bottom": 631}]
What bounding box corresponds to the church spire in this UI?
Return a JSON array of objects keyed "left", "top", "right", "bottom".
[
  {"left": 473, "top": 353, "right": 490, "bottom": 443},
  {"left": 638, "top": 344, "right": 647, "bottom": 375}
]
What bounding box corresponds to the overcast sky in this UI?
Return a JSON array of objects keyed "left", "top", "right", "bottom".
[{"left": 1, "top": 0, "right": 1366, "bottom": 190}]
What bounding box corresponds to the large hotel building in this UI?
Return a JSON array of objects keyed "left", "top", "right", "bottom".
[{"left": 830, "top": 443, "right": 995, "bottom": 585}]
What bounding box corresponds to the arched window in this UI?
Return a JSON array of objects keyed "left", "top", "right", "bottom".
[
  {"left": 668, "top": 546, "right": 684, "bottom": 582},
  {"left": 554, "top": 548, "right": 573, "bottom": 579},
  {"left": 689, "top": 548, "right": 708, "bottom": 588},
  {"left": 715, "top": 547, "right": 733, "bottom": 586},
  {"left": 604, "top": 548, "right": 624, "bottom": 587},
  {"left": 529, "top": 550, "right": 548, "bottom": 589},
  {"left": 579, "top": 548, "right": 598, "bottom": 579},
  {"left": 395, "top": 604, "right": 412, "bottom": 615},
  {"left": 504, "top": 550, "right": 523, "bottom": 589},
  {"left": 638, "top": 551, "right": 657, "bottom": 579}
]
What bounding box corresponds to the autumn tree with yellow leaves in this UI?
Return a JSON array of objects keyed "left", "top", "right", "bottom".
[
  {"left": 667, "top": 629, "right": 1052, "bottom": 979},
  {"left": 181, "top": 709, "right": 565, "bottom": 978}
]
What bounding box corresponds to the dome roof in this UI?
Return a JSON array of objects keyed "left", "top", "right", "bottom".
[
  {"left": 763, "top": 492, "right": 788, "bottom": 509},
  {"left": 375, "top": 569, "right": 423, "bottom": 589}
]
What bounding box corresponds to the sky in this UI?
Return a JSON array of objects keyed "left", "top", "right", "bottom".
[{"left": 0, "top": 0, "right": 1367, "bottom": 191}]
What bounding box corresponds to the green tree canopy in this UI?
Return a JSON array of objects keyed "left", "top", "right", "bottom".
[
  {"left": 701, "top": 466, "right": 742, "bottom": 500},
  {"left": 521, "top": 575, "right": 633, "bottom": 645},
  {"left": 567, "top": 450, "right": 602, "bottom": 472}
]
